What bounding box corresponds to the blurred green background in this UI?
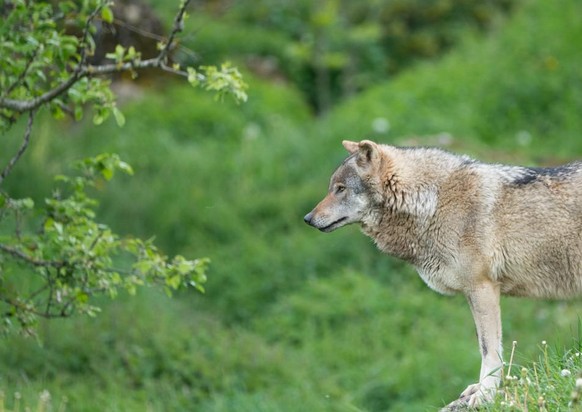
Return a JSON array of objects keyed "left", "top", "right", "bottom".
[{"left": 2, "top": 0, "right": 582, "bottom": 410}]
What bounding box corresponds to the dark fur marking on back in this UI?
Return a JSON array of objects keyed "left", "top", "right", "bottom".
[
  {"left": 512, "top": 163, "right": 581, "bottom": 186},
  {"left": 512, "top": 169, "right": 538, "bottom": 185}
]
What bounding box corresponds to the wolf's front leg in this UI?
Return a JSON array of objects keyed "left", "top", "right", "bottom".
[{"left": 444, "top": 280, "right": 502, "bottom": 410}]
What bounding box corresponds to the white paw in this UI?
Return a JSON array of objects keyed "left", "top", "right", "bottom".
[
  {"left": 459, "top": 382, "right": 481, "bottom": 400},
  {"left": 441, "top": 382, "right": 496, "bottom": 411},
  {"left": 464, "top": 383, "right": 494, "bottom": 406}
]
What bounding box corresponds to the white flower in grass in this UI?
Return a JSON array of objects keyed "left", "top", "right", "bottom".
[
  {"left": 516, "top": 130, "right": 532, "bottom": 146},
  {"left": 371, "top": 117, "right": 390, "bottom": 134},
  {"left": 561, "top": 369, "right": 572, "bottom": 377}
]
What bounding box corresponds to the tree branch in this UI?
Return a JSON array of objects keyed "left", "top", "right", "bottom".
[
  {"left": 0, "top": 243, "right": 65, "bottom": 268},
  {"left": 0, "top": 110, "right": 35, "bottom": 186},
  {"left": 0, "top": 0, "right": 193, "bottom": 114},
  {"left": 0, "top": 75, "right": 81, "bottom": 113}
]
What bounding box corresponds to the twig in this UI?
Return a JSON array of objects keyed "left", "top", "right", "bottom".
[
  {"left": 60, "top": 295, "right": 77, "bottom": 317},
  {"left": 109, "top": 16, "right": 199, "bottom": 61},
  {"left": 46, "top": 267, "right": 56, "bottom": 315},
  {"left": 0, "top": 45, "right": 41, "bottom": 99},
  {"left": 76, "top": 2, "right": 103, "bottom": 74},
  {"left": 54, "top": 101, "right": 76, "bottom": 119},
  {"left": 0, "top": 243, "right": 65, "bottom": 268},
  {"left": 160, "top": 62, "right": 189, "bottom": 78},
  {"left": 0, "top": 109, "right": 35, "bottom": 186},
  {"left": 29, "top": 284, "right": 49, "bottom": 300},
  {"left": 156, "top": 0, "right": 192, "bottom": 65},
  {"left": 0, "top": 296, "right": 69, "bottom": 319}
]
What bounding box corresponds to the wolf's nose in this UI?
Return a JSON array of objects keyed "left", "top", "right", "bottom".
[{"left": 304, "top": 212, "right": 313, "bottom": 225}]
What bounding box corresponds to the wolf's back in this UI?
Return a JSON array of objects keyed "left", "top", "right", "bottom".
[{"left": 473, "top": 161, "right": 582, "bottom": 298}]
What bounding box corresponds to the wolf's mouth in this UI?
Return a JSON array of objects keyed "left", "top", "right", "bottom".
[{"left": 319, "top": 217, "right": 348, "bottom": 232}]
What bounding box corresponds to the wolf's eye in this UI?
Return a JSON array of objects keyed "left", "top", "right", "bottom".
[{"left": 335, "top": 185, "right": 346, "bottom": 194}]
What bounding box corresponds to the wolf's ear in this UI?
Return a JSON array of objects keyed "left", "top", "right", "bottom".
[
  {"left": 342, "top": 140, "right": 359, "bottom": 154},
  {"left": 356, "top": 140, "right": 380, "bottom": 167}
]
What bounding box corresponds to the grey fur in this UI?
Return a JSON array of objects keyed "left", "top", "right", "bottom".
[{"left": 304, "top": 140, "right": 582, "bottom": 409}]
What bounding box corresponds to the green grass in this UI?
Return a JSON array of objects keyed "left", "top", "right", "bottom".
[
  {"left": 485, "top": 339, "right": 582, "bottom": 411},
  {"left": 9, "top": 338, "right": 582, "bottom": 412},
  {"left": 1, "top": 0, "right": 582, "bottom": 410}
]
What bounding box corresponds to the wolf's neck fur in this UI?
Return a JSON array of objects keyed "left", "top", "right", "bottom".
[
  {"left": 360, "top": 146, "right": 465, "bottom": 264},
  {"left": 361, "top": 211, "right": 424, "bottom": 262}
]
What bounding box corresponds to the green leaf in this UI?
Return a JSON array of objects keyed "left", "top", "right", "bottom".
[
  {"left": 74, "top": 105, "right": 83, "bottom": 121},
  {"left": 117, "top": 160, "right": 134, "bottom": 176},
  {"left": 100, "top": 167, "right": 113, "bottom": 181},
  {"left": 21, "top": 198, "right": 34, "bottom": 209},
  {"left": 101, "top": 6, "right": 114, "bottom": 24},
  {"left": 51, "top": 103, "right": 65, "bottom": 120},
  {"left": 133, "top": 260, "right": 153, "bottom": 274},
  {"left": 187, "top": 67, "right": 200, "bottom": 87},
  {"left": 43, "top": 217, "right": 55, "bottom": 232},
  {"left": 167, "top": 275, "right": 182, "bottom": 290},
  {"left": 112, "top": 107, "right": 125, "bottom": 127},
  {"left": 53, "top": 221, "right": 63, "bottom": 235},
  {"left": 92, "top": 109, "right": 109, "bottom": 125},
  {"left": 76, "top": 291, "right": 89, "bottom": 304},
  {"left": 114, "top": 44, "right": 125, "bottom": 61}
]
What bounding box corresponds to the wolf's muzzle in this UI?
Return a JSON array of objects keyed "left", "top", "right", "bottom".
[{"left": 303, "top": 211, "right": 314, "bottom": 226}]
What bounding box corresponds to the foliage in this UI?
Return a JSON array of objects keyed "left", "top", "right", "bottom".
[
  {"left": 187, "top": 0, "right": 514, "bottom": 112},
  {"left": 0, "top": 153, "right": 208, "bottom": 334},
  {"left": 0, "top": 0, "right": 246, "bottom": 334},
  {"left": 0, "top": 0, "right": 247, "bottom": 127}
]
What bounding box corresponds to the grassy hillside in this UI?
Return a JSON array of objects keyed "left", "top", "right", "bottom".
[
  {"left": 321, "top": 0, "right": 582, "bottom": 159},
  {"left": 1, "top": 0, "right": 582, "bottom": 411}
]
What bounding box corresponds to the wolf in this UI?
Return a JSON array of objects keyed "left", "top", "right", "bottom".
[{"left": 304, "top": 139, "right": 582, "bottom": 409}]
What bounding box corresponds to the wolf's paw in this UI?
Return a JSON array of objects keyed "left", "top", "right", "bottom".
[
  {"left": 460, "top": 382, "right": 493, "bottom": 407},
  {"left": 440, "top": 382, "right": 496, "bottom": 411}
]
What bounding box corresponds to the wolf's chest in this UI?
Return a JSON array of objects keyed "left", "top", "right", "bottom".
[{"left": 415, "top": 265, "right": 462, "bottom": 295}]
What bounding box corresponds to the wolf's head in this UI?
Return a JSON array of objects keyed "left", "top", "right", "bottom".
[{"left": 304, "top": 140, "right": 388, "bottom": 232}]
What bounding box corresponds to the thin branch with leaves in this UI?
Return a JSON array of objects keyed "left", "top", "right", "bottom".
[
  {"left": 0, "top": 110, "right": 35, "bottom": 186},
  {"left": 0, "top": 0, "right": 246, "bottom": 117},
  {"left": 0, "top": 0, "right": 235, "bottom": 335}
]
